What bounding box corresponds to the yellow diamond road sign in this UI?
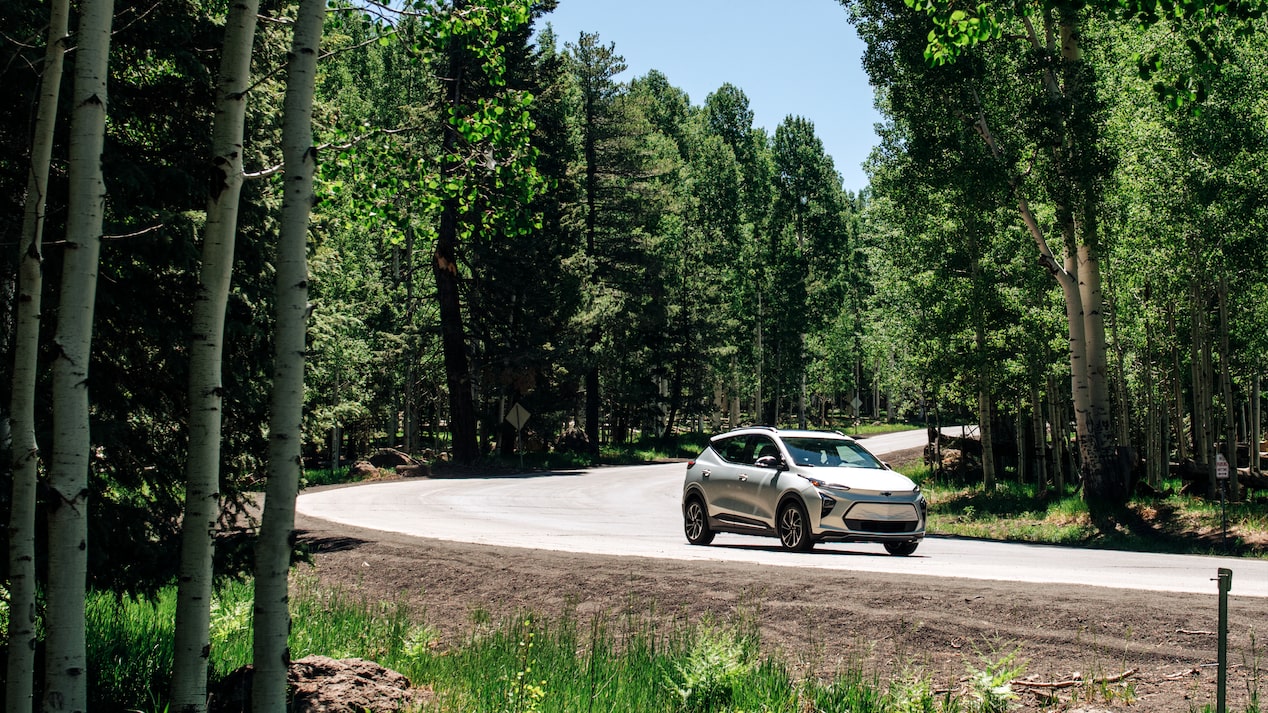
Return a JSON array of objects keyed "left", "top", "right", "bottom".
[{"left": 506, "top": 403, "right": 530, "bottom": 431}]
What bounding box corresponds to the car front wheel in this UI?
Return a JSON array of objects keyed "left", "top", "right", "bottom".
[
  {"left": 884, "top": 540, "right": 919, "bottom": 556},
  {"left": 777, "top": 501, "right": 814, "bottom": 552},
  {"left": 683, "top": 497, "right": 715, "bottom": 545}
]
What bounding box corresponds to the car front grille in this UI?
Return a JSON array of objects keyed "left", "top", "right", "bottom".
[{"left": 844, "top": 519, "right": 918, "bottom": 533}]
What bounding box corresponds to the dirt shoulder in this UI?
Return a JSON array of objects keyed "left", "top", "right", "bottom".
[{"left": 295, "top": 505, "right": 1266, "bottom": 712}]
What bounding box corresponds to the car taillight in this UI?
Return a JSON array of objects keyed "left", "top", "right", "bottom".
[{"left": 687, "top": 460, "right": 695, "bottom": 469}]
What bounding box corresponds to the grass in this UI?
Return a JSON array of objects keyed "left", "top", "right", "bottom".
[
  {"left": 78, "top": 575, "right": 1068, "bottom": 713},
  {"left": 905, "top": 463, "right": 1268, "bottom": 558}
]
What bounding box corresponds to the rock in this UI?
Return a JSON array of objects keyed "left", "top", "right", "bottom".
[
  {"left": 348, "top": 460, "right": 379, "bottom": 480},
  {"left": 209, "top": 655, "right": 431, "bottom": 713},
  {"left": 395, "top": 463, "right": 431, "bottom": 478},
  {"left": 367, "top": 448, "right": 416, "bottom": 469}
]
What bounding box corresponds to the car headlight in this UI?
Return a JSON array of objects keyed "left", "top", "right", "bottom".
[{"left": 806, "top": 476, "right": 849, "bottom": 491}]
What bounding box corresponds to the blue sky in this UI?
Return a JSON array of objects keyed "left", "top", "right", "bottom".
[{"left": 535, "top": 0, "right": 882, "bottom": 194}]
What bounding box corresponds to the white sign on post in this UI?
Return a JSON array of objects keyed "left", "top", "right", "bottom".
[{"left": 1216, "top": 453, "right": 1230, "bottom": 480}]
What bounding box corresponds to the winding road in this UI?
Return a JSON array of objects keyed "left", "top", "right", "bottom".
[{"left": 297, "top": 429, "right": 1268, "bottom": 598}]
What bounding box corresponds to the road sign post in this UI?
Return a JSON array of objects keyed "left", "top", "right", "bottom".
[
  {"left": 1216, "top": 567, "right": 1233, "bottom": 713},
  {"left": 506, "top": 403, "right": 531, "bottom": 469},
  {"left": 1216, "top": 454, "right": 1229, "bottom": 549}
]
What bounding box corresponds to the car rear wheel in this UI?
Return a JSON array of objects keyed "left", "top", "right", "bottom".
[
  {"left": 777, "top": 501, "right": 814, "bottom": 552},
  {"left": 884, "top": 540, "right": 919, "bottom": 556},
  {"left": 683, "top": 497, "right": 715, "bottom": 545}
]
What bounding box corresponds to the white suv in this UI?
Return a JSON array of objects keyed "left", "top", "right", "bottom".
[{"left": 681, "top": 427, "right": 926, "bottom": 554}]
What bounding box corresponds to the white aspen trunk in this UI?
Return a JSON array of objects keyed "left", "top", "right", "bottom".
[
  {"left": 1075, "top": 243, "right": 1121, "bottom": 501},
  {"left": 1217, "top": 273, "right": 1239, "bottom": 496},
  {"left": 252, "top": 0, "right": 323, "bottom": 709},
  {"left": 975, "top": 314, "right": 996, "bottom": 489},
  {"left": 1048, "top": 375, "right": 1066, "bottom": 493},
  {"left": 1169, "top": 309, "right": 1188, "bottom": 463},
  {"left": 1031, "top": 383, "right": 1047, "bottom": 493},
  {"left": 171, "top": 3, "right": 260, "bottom": 711},
  {"left": 978, "top": 389, "right": 995, "bottom": 489},
  {"left": 1253, "top": 375, "right": 1262, "bottom": 474},
  {"left": 46, "top": 0, "right": 112, "bottom": 710},
  {"left": 8, "top": 3, "right": 70, "bottom": 711},
  {"left": 1015, "top": 405, "right": 1027, "bottom": 485}
]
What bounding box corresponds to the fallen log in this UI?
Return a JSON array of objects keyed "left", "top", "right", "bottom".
[{"left": 1011, "top": 669, "right": 1137, "bottom": 689}]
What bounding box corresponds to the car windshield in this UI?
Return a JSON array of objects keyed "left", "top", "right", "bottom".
[{"left": 781, "top": 438, "right": 884, "bottom": 469}]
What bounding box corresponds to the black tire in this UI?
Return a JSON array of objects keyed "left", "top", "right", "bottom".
[
  {"left": 777, "top": 501, "right": 815, "bottom": 552},
  {"left": 683, "top": 497, "right": 715, "bottom": 546},
  {"left": 884, "top": 540, "right": 919, "bottom": 556}
]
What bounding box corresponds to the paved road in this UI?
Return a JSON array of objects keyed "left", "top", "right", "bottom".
[{"left": 297, "top": 429, "right": 1268, "bottom": 598}]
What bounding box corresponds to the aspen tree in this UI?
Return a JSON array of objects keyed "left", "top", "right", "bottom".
[
  {"left": 46, "top": 0, "right": 113, "bottom": 709},
  {"left": 7, "top": 2, "right": 69, "bottom": 711},
  {"left": 170, "top": 2, "right": 261, "bottom": 711}
]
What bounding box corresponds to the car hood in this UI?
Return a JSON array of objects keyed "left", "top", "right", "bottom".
[{"left": 805, "top": 467, "right": 918, "bottom": 493}]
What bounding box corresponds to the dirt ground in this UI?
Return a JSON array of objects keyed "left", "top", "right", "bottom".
[{"left": 293, "top": 453, "right": 1266, "bottom": 712}]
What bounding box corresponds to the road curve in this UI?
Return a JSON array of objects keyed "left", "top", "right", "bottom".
[{"left": 297, "top": 429, "right": 1268, "bottom": 598}]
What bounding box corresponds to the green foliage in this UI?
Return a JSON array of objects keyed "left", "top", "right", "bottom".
[
  {"left": 418, "top": 0, "right": 545, "bottom": 241},
  {"left": 965, "top": 644, "right": 1026, "bottom": 713},
  {"left": 666, "top": 627, "right": 754, "bottom": 712}
]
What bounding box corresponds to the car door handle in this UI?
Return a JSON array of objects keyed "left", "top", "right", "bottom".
[
  {"left": 701, "top": 470, "right": 711, "bottom": 478},
  {"left": 738, "top": 474, "right": 748, "bottom": 481}
]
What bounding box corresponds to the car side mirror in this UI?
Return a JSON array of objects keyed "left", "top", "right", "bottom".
[{"left": 755, "top": 455, "right": 783, "bottom": 469}]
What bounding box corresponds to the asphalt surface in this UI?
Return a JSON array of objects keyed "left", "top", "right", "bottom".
[{"left": 296, "top": 429, "right": 1268, "bottom": 598}]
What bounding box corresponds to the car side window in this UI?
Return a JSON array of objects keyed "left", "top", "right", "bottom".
[
  {"left": 751, "top": 437, "right": 780, "bottom": 466},
  {"left": 714, "top": 436, "right": 749, "bottom": 464}
]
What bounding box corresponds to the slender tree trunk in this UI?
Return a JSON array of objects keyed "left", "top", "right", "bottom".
[
  {"left": 1015, "top": 403, "right": 1027, "bottom": 485},
  {"left": 1031, "top": 382, "right": 1047, "bottom": 494},
  {"left": 1217, "top": 273, "right": 1239, "bottom": 496},
  {"left": 1190, "top": 280, "right": 1215, "bottom": 495},
  {"left": 46, "top": 1, "right": 113, "bottom": 710},
  {"left": 976, "top": 328, "right": 996, "bottom": 493},
  {"left": 171, "top": 4, "right": 260, "bottom": 711},
  {"left": 1107, "top": 265, "right": 1131, "bottom": 449},
  {"left": 251, "top": 1, "right": 322, "bottom": 708},
  {"left": 1075, "top": 242, "right": 1122, "bottom": 503},
  {"left": 1169, "top": 308, "right": 1188, "bottom": 463},
  {"left": 8, "top": 3, "right": 70, "bottom": 711},
  {"left": 1253, "top": 375, "right": 1262, "bottom": 474},
  {"left": 1144, "top": 320, "right": 1159, "bottom": 486},
  {"left": 1048, "top": 375, "right": 1066, "bottom": 494}
]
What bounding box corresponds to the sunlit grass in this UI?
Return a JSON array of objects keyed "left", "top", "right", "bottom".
[
  {"left": 83, "top": 577, "right": 969, "bottom": 713},
  {"left": 907, "top": 467, "right": 1268, "bottom": 558}
]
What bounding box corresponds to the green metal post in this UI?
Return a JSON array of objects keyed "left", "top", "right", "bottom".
[{"left": 1217, "top": 567, "right": 1233, "bottom": 713}]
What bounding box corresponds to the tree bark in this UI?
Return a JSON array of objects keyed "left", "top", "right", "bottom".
[
  {"left": 8, "top": 3, "right": 69, "bottom": 711},
  {"left": 434, "top": 0, "right": 480, "bottom": 464},
  {"left": 1217, "top": 273, "right": 1239, "bottom": 495},
  {"left": 1253, "top": 375, "right": 1262, "bottom": 474},
  {"left": 171, "top": 4, "right": 260, "bottom": 711},
  {"left": 1169, "top": 307, "right": 1188, "bottom": 463},
  {"left": 1075, "top": 242, "right": 1123, "bottom": 503},
  {"left": 46, "top": 0, "right": 113, "bottom": 710},
  {"left": 1031, "top": 382, "right": 1047, "bottom": 493},
  {"left": 251, "top": 1, "right": 322, "bottom": 709}
]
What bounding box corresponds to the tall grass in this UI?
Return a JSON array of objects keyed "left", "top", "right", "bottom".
[
  {"left": 81, "top": 573, "right": 1264, "bottom": 712},
  {"left": 80, "top": 576, "right": 976, "bottom": 713}
]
